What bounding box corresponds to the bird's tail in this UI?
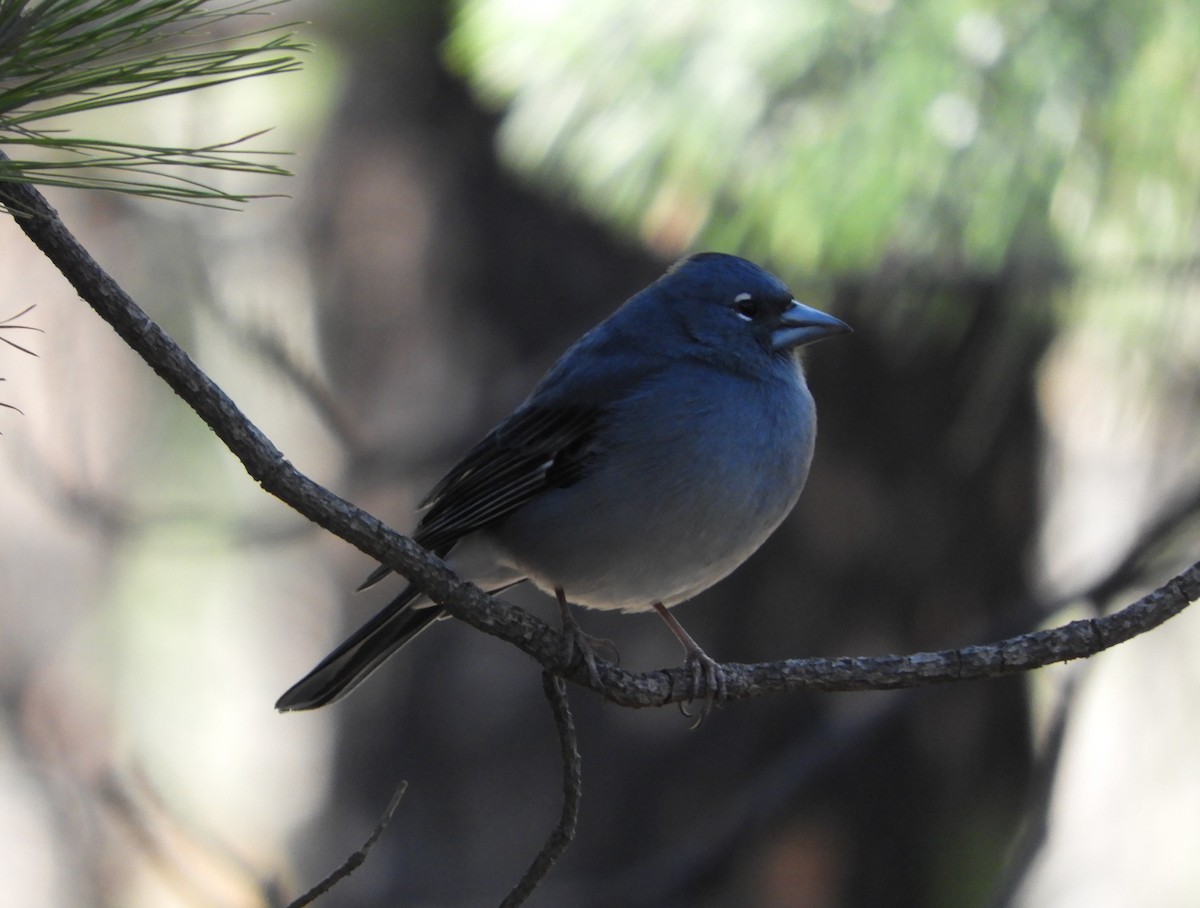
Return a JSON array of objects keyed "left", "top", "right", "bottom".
[{"left": 275, "top": 586, "right": 443, "bottom": 711}]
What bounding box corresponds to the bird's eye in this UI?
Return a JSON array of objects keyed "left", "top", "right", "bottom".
[{"left": 733, "top": 293, "right": 759, "bottom": 321}]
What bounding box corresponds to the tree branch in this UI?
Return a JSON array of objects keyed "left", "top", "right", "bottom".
[
  {"left": 500, "top": 672, "right": 582, "bottom": 908},
  {"left": 2, "top": 150, "right": 1197, "bottom": 710},
  {"left": 284, "top": 782, "right": 408, "bottom": 908}
]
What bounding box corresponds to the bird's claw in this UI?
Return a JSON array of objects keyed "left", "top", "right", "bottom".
[
  {"left": 678, "top": 647, "right": 727, "bottom": 728},
  {"left": 649, "top": 601, "right": 726, "bottom": 726},
  {"left": 562, "top": 625, "right": 618, "bottom": 687},
  {"left": 556, "top": 587, "right": 617, "bottom": 687}
]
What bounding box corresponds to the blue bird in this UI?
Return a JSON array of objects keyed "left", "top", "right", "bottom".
[{"left": 276, "top": 253, "right": 849, "bottom": 712}]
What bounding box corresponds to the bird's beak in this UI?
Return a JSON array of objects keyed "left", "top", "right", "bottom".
[{"left": 770, "top": 300, "right": 852, "bottom": 351}]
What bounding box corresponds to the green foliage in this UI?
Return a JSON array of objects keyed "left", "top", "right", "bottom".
[
  {"left": 0, "top": 0, "right": 305, "bottom": 204},
  {"left": 447, "top": 0, "right": 1200, "bottom": 285}
]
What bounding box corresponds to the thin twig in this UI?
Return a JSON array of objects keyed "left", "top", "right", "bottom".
[
  {"left": 501, "top": 673, "right": 582, "bottom": 908},
  {"left": 285, "top": 782, "right": 408, "bottom": 908}
]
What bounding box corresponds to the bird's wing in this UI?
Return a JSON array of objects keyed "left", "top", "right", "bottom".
[
  {"left": 357, "top": 402, "right": 607, "bottom": 591},
  {"left": 413, "top": 318, "right": 669, "bottom": 554},
  {"left": 415, "top": 404, "right": 602, "bottom": 552},
  {"left": 356, "top": 318, "right": 663, "bottom": 593}
]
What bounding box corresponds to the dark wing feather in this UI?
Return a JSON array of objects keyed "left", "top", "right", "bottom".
[
  {"left": 414, "top": 404, "right": 601, "bottom": 551},
  {"left": 357, "top": 405, "right": 603, "bottom": 592}
]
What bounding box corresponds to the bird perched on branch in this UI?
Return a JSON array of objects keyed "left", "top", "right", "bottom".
[{"left": 276, "top": 252, "right": 849, "bottom": 714}]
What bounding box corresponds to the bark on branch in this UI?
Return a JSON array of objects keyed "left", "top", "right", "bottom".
[{"left": 2, "top": 156, "right": 1197, "bottom": 712}]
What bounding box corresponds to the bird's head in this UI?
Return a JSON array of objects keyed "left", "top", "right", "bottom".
[{"left": 646, "top": 253, "right": 850, "bottom": 370}]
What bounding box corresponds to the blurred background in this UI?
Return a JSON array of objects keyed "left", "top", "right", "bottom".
[{"left": 2, "top": 1, "right": 1199, "bottom": 906}]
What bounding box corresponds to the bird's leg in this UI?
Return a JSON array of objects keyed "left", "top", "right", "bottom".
[
  {"left": 555, "top": 587, "right": 617, "bottom": 687},
  {"left": 653, "top": 602, "right": 726, "bottom": 725}
]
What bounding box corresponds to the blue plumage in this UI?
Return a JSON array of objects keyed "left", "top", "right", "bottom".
[{"left": 277, "top": 253, "right": 849, "bottom": 711}]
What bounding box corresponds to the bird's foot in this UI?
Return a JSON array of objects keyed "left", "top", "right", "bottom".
[
  {"left": 651, "top": 602, "right": 726, "bottom": 727},
  {"left": 556, "top": 588, "right": 618, "bottom": 687},
  {"left": 679, "top": 645, "right": 727, "bottom": 728},
  {"left": 565, "top": 626, "right": 619, "bottom": 688}
]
